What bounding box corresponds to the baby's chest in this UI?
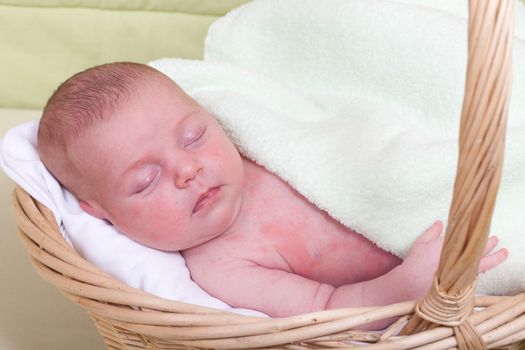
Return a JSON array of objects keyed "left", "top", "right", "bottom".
[
  {"left": 250, "top": 189, "right": 387, "bottom": 285},
  {"left": 239, "top": 164, "right": 400, "bottom": 285}
]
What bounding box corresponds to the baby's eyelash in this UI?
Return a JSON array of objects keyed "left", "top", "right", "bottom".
[
  {"left": 135, "top": 181, "right": 151, "bottom": 194},
  {"left": 196, "top": 127, "right": 206, "bottom": 141},
  {"left": 185, "top": 127, "right": 206, "bottom": 146},
  {"left": 135, "top": 169, "right": 160, "bottom": 194}
]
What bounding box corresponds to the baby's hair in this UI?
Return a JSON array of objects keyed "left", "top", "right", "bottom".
[{"left": 38, "top": 62, "right": 165, "bottom": 197}]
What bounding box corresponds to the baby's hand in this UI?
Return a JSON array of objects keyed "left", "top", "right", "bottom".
[
  {"left": 401, "top": 220, "right": 508, "bottom": 298},
  {"left": 478, "top": 233, "right": 509, "bottom": 273}
]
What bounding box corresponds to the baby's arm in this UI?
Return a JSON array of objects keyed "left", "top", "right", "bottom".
[
  {"left": 327, "top": 221, "right": 507, "bottom": 325},
  {"left": 185, "top": 221, "right": 507, "bottom": 328},
  {"left": 189, "top": 253, "right": 410, "bottom": 324}
]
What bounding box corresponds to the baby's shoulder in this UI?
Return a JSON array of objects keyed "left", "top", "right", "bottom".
[{"left": 182, "top": 232, "right": 291, "bottom": 278}]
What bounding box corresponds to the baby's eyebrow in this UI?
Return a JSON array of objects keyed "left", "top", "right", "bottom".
[
  {"left": 119, "top": 160, "right": 154, "bottom": 181},
  {"left": 179, "top": 109, "right": 202, "bottom": 124}
]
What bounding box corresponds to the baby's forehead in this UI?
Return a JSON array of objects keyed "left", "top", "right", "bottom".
[
  {"left": 65, "top": 132, "right": 118, "bottom": 195},
  {"left": 70, "top": 73, "right": 197, "bottom": 145},
  {"left": 66, "top": 119, "right": 118, "bottom": 166}
]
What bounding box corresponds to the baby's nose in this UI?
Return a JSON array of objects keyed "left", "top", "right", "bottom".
[{"left": 174, "top": 158, "right": 202, "bottom": 189}]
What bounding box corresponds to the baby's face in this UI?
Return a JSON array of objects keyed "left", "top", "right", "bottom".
[{"left": 72, "top": 78, "right": 245, "bottom": 251}]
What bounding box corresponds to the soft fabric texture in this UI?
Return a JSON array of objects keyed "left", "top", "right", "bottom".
[
  {"left": 153, "top": 0, "right": 525, "bottom": 293},
  {"left": 1, "top": 0, "right": 524, "bottom": 314}
]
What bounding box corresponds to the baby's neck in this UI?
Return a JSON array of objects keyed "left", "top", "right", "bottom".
[
  {"left": 218, "top": 157, "right": 271, "bottom": 237},
  {"left": 227, "top": 157, "right": 266, "bottom": 228}
]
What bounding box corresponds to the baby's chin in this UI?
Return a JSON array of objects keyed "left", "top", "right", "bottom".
[{"left": 195, "top": 201, "right": 244, "bottom": 247}]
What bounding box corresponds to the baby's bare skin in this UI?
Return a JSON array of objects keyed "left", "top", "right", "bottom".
[
  {"left": 185, "top": 158, "right": 401, "bottom": 281},
  {"left": 183, "top": 159, "right": 406, "bottom": 316},
  {"left": 184, "top": 159, "right": 507, "bottom": 319}
]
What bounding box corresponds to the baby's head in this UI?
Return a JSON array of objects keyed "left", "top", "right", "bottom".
[{"left": 38, "top": 62, "right": 245, "bottom": 250}]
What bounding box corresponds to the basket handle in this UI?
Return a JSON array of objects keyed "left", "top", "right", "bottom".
[{"left": 402, "top": 0, "right": 514, "bottom": 345}]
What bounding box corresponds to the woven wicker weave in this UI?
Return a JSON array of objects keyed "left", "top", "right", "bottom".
[{"left": 11, "top": 0, "right": 525, "bottom": 349}]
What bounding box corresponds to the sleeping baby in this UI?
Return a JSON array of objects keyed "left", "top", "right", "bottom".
[{"left": 37, "top": 62, "right": 508, "bottom": 328}]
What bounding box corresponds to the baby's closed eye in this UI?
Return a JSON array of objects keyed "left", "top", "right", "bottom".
[
  {"left": 133, "top": 165, "right": 161, "bottom": 194},
  {"left": 182, "top": 125, "right": 206, "bottom": 148}
]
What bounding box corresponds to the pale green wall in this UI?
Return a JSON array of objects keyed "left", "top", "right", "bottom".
[
  {"left": 0, "top": 0, "right": 248, "bottom": 109},
  {"left": 1, "top": 0, "right": 523, "bottom": 109}
]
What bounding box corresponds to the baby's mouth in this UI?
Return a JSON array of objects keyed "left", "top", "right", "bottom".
[{"left": 193, "top": 187, "right": 220, "bottom": 213}]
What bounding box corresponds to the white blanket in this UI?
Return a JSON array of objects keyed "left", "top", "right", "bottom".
[
  {"left": 151, "top": 0, "right": 525, "bottom": 294},
  {"left": 1, "top": 0, "right": 524, "bottom": 311}
]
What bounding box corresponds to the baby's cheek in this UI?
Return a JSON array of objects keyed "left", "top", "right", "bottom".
[{"left": 118, "top": 205, "right": 162, "bottom": 238}]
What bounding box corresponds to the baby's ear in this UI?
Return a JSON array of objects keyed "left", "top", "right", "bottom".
[{"left": 79, "top": 200, "right": 107, "bottom": 220}]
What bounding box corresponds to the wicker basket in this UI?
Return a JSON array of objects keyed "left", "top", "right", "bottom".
[{"left": 11, "top": 0, "right": 525, "bottom": 349}]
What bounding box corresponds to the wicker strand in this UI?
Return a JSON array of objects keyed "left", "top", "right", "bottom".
[
  {"left": 415, "top": 278, "right": 476, "bottom": 327},
  {"left": 402, "top": 1, "right": 514, "bottom": 347},
  {"left": 454, "top": 320, "right": 488, "bottom": 350},
  {"left": 438, "top": 0, "right": 514, "bottom": 293}
]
